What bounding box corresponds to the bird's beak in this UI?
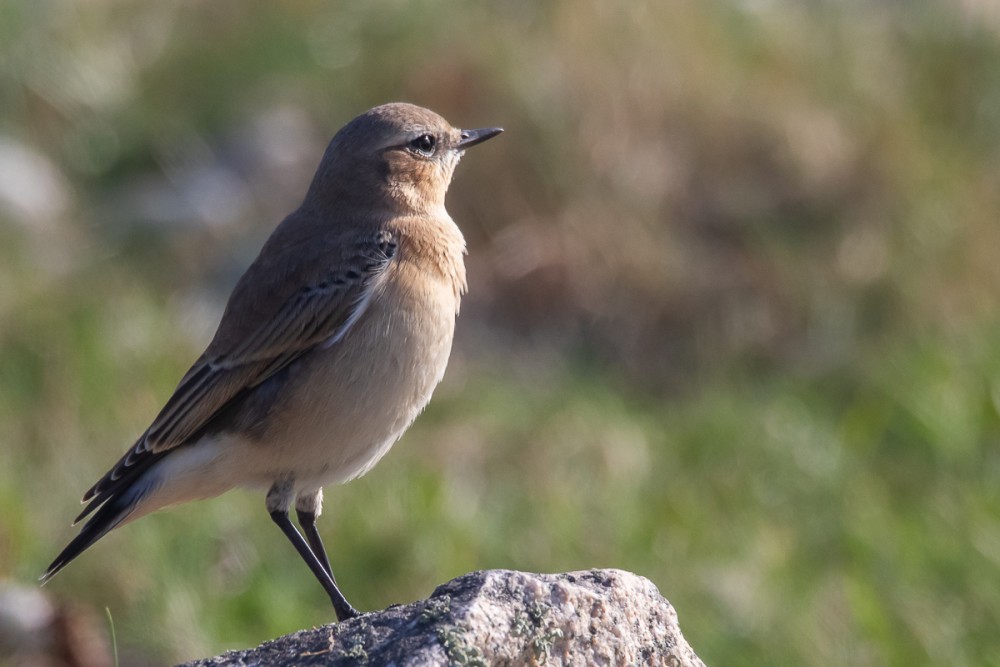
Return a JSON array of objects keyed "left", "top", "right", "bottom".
[{"left": 456, "top": 127, "right": 504, "bottom": 150}]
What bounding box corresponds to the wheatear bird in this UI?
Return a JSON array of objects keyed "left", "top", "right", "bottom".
[{"left": 42, "top": 103, "right": 502, "bottom": 621}]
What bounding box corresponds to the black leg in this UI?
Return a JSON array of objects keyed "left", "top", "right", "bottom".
[
  {"left": 297, "top": 509, "right": 333, "bottom": 579},
  {"left": 270, "top": 510, "right": 360, "bottom": 622}
]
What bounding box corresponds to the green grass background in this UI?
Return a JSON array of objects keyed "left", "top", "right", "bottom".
[{"left": 2, "top": 1, "right": 1000, "bottom": 664}]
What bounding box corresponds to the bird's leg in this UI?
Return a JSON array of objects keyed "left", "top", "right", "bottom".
[
  {"left": 296, "top": 489, "right": 334, "bottom": 579},
  {"left": 270, "top": 511, "right": 359, "bottom": 621},
  {"left": 267, "top": 481, "right": 360, "bottom": 622}
]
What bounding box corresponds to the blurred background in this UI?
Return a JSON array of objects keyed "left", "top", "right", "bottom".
[{"left": 1, "top": 1, "right": 999, "bottom": 664}]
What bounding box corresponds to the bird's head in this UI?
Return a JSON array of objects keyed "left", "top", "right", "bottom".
[{"left": 308, "top": 102, "right": 502, "bottom": 216}]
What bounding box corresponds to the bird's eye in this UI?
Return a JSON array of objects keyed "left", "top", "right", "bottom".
[{"left": 408, "top": 134, "right": 436, "bottom": 156}]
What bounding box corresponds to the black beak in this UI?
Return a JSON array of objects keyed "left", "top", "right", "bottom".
[{"left": 456, "top": 127, "right": 504, "bottom": 150}]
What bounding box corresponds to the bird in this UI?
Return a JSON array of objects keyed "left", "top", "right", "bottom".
[{"left": 41, "top": 102, "right": 502, "bottom": 622}]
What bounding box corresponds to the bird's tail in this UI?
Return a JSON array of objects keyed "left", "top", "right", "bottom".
[{"left": 40, "top": 475, "right": 153, "bottom": 584}]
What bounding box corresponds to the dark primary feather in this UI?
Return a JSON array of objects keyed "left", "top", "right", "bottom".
[{"left": 42, "top": 476, "right": 154, "bottom": 584}]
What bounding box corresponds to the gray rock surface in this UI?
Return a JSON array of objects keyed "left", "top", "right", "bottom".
[{"left": 181, "top": 569, "right": 705, "bottom": 666}]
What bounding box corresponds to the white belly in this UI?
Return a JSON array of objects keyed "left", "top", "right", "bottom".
[
  {"left": 260, "top": 293, "right": 457, "bottom": 491},
  {"left": 129, "top": 253, "right": 463, "bottom": 519}
]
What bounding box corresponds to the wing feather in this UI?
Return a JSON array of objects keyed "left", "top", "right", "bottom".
[
  {"left": 79, "top": 231, "right": 398, "bottom": 509},
  {"left": 146, "top": 248, "right": 392, "bottom": 451}
]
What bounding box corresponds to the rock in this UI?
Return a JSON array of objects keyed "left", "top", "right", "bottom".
[{"left": 182, "top": 569, "right": 705, "bottom": 667}]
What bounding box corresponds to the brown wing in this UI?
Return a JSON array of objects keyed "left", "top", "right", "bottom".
[{"left": 79, "top": 228, "right": 398, "bottom": 510}]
